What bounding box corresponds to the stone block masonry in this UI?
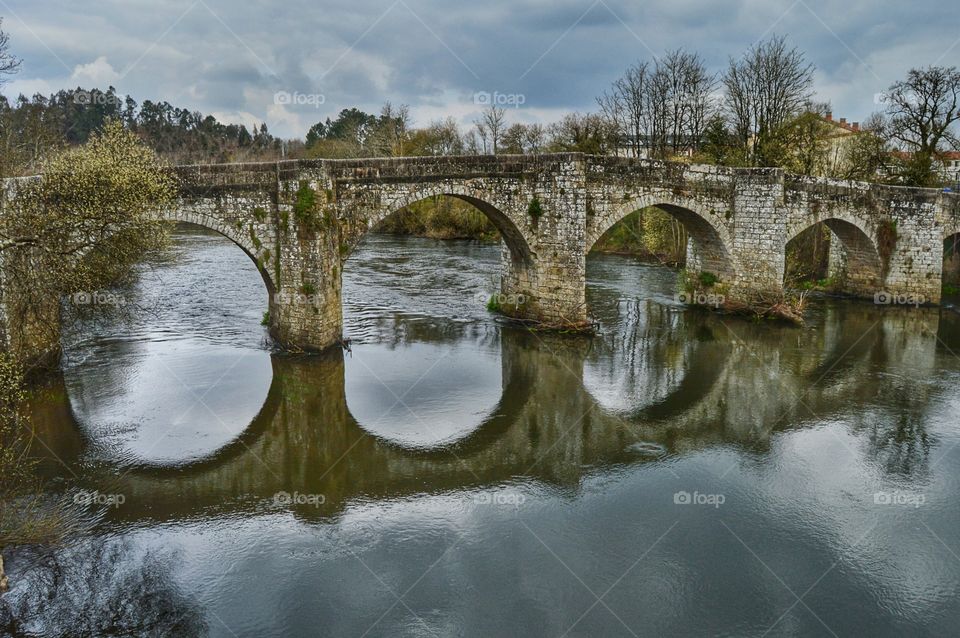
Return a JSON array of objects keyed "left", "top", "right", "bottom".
[{"left": 5, "top": 154, "right": 960, "bottom": 357}]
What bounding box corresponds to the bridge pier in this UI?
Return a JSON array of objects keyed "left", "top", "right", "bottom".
[
  {"left": 267, "top": 175, "right": 346, "bottom": 352},
  {"left": 882, "top": 194, "right": 944, "bottom": 304},
  {"left": 267, "top": 235, "right": 344, "bottom": 352},
  {"left": 728, "top": 169, "right": 790, "bottom": 300},
  {"left": 500, "top": 247, "right": 587, "bottom": 327}
]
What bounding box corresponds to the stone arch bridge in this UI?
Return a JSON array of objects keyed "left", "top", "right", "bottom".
[{"left": 7, "top": 153, "right": 960, "bottom": 354}]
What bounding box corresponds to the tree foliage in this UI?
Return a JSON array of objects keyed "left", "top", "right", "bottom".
[
  {"left": 0, "top": 87, "right": 287, "bottom": 173},
  {"left": 764, "top": 105, "right": 835, "bottom": 176},
  {"left": 883, "top": 66, "right": 960, "bottom": 185},
  {"left": 723, "top": 36, "right": 815, "bottom": 166},
  {"left": 0, "top": 121, "right": 174, "bottom": 366},
  {"left": 599, "top": 50, "right": 717, "bottom": 159},
  {"left": 304, "top": 103, "right": 411, "bottom": 158}
]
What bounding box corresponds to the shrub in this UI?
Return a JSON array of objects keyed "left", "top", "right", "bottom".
[
  {"left": 698, "top": 271, "right": 719, "bottom": 287},
  {"left": 528, "top": 197, "right": 543, "bottom": 219}
]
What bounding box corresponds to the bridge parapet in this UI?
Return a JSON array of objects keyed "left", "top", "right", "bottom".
[{"left": 313, "top": 153, "right": 577, "bottom": 181}]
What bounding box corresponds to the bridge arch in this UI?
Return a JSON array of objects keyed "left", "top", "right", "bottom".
[
  {"left": 587, "top": 193, "right": 735, "bottom": 280},
  {"left": 352, "top": 184, "right": 536, "bottom": 267},
  {"left": 160, "top": 209, "right": 277, "bottom": 296},
  {"left": 785, "top": 213, "right": 883, "bottom": 294}
]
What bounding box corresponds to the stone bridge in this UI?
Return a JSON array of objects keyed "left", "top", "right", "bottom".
[{"left": 7, "top": 153, "right": 960, "bottom": 355}]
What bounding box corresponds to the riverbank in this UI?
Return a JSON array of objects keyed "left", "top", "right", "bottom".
[{"left": 378, "top": 202, "right": 684, "bottom": 263}]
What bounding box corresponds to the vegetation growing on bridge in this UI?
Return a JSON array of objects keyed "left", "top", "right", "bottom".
[
  {"left": 293, "top": 182, "right": 319, "bottom": 229},
  {"left": 527, "top": 197, "right": 543, "bottom": 220}
]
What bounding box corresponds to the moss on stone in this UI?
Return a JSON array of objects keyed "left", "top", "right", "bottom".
[{"left": 294, "top": 182, "right": 319, "bottom": 229}]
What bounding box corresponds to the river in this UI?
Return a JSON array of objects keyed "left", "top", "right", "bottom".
[{"left": 9, "top": 224, "right": 960, "bottom": 636}]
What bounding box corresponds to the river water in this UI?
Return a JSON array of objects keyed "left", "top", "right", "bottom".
[{"left": 11, "top": 224, "right": 960, "bottom": 636}]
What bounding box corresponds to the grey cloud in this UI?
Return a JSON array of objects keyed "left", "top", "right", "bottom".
[{"left": 1, "top": 0, "right": 958, "bottom": 137}]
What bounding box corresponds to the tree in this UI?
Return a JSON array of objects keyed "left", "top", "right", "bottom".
[
  {"left": 659, "top": 49, "right": 717, "bottom": 156},
  {"left": 723, "top": 35, "right": 815, "bottom": 165},
  {"left": 305, "top": 120, "right": 327, "bottom": 148},
  {"left": 765, "top": 103, "right": 834, "bottom": 176},
  {"left": 598, "top": 61, "right": 650, "bottom": 157},
  {"left": 474, "top": 105, "right": 506, "bottom": 154},
  {"left": 305, "top": 105, "right": 410, "bottom": 158},
  {"left": 500, "top": 123, "right": 545, "bottom": 155},
  {"left": 0, "top": 20, "right": 23, "bottom": 175},
  {"left": 0, "top": 20, "right": 19, "bottom": 79},
  {"left": 0, "top": 120, "right": 175, "bottom": 367},
  {"left": 0, "top": 121, "right": 174, "bottom": 594},
  {"left": 839, "top": 113, "right": 892, "bottom": 181},
  {"left": 600, "top": 50, "right": 717, "bottom": 159},
  {"left": 884, "top": 66, "right": 960, "bottom": 185},
  {"left": 696, "top": 114, "right": 744, "bottom": 166},
  {"left": 323, "top": 107, "right": 376, "bottom": 146},
  {"left": 367, "top": 102, "right": 411, "bottom": 157},
  {"left": 500, "top": 123, "right": 526, "bottom": 154},
  {"left": 407, "top": 117, "right": 465, "bottom": 156},
  {"left": 524, "top": 123, "right": 546, "bottom": 154},
  {"left": 547, "top": 112, "right": 615, "bottom": 154}
]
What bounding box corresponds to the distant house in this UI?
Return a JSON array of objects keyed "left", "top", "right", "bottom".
[
  {"left": 940, "top": 152, "right": 960, "bottom": 186},
  {"left": 819, "top": 114, "right": 959, "bottom": 185},
  {"left": 820, "top": 112, "right": 866, "bottom": 177},
  {"left": 612, "top": 134, "right": 698, "bottom": 160},
  {"left": 886, "top": 150, "right": 960, "bottom": 186}
]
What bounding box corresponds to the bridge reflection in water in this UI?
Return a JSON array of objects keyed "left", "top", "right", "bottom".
[{"left": 29, "top": 297, "right": 950, "bottom": 528}]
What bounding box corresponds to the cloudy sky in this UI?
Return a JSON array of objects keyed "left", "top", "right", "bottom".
[{"left": 0, "top": 0, "right": 957, "bottom": 138}]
